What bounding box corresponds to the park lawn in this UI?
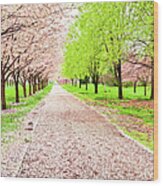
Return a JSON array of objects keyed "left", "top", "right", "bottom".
[
  {"left": 62, "top": 83, "right": 154, "bottom": 151},
  {"left": 1, "top": 83, "right": 53, "bottom": 135}
]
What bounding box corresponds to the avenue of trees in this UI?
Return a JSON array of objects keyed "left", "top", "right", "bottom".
[
  {"left": 62, "top": 2, "right": 154, "bottom": 99},
  {"left": 1, "top": 4, "right": 75, "bottom": 110}
]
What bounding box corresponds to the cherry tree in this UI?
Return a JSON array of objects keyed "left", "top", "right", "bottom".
[
  {"left": 1, "top": 3, "right": 78, "bottom": 109},
  {"left": 122, "top": 53, "right": 151, "bottom": 96}
]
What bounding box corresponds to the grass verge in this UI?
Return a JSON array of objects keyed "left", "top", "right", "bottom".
[
  {"left": 1, "top": 83, "right": 53, "bottom": 134},
  {"left": 62, "top": 83, "right": 154, "bottom": 151}
]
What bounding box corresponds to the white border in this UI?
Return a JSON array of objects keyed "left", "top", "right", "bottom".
[{"left": 1, "top": 0, "right": 163, "bottom": 186}]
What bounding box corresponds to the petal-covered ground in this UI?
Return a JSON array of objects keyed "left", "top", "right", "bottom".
[{"left": 2, "top": 84, "right": 154, "bottom": 180}]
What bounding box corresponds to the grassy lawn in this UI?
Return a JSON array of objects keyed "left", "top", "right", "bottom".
[
  {"left": 1, "top": 83, "right": 53, "bottom": 134},
  {"left": 62, "top": 83, "right": 154, "bottom": 151}
]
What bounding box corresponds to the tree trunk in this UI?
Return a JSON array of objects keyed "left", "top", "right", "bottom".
[
  {"left": 92, "top": 74, "right": 99, "bottom": 94},
  {"left": 117, "top": 60, "right": 123, "bottom": 99},
  {"left": 35, "top": 79, "right": 38, "bottom": 92},
  {"left": 1, "top": 78, "right": 6, "bottom": 110},
  {"left": 94, "top": 81, "right": 98, "bottom": 94},
  {"left": 113, "top": 63, "right": 118, "bottom": 82},
  {"left": 86, "top": 81, "right": 88, "bottom": 90},
  {"left": 33, "top": 84, "right": 35, "bottom": 94},
  {"left": 28, "top": 80, "right": 32, "bottom": 96},
  {"left": 150, "top": 62, "right": 154, "bottom": 99},
  {"left": 71, "top": 79, "right": 74, "bottom": 86},
  {"left": 79, "top": 79, "right": 82, "bottom": 88},
  {"left": 144, "top": 82, "right": 147, "bottom": 96},
  {"left": 38, "top": 77, "right": 41, "bottom": 91},
  {"left": 93, "top": 74, "right": 98, "bottom": 94},
  {"left": 15, "top": 81, "right": 19, "bottom": 103},
  {"left": 41, "top": 80, "right": 44, "bottom": 89},
  {"left": 133, "top": 81, "right": 137, "bottom": 93},
  {"left": 23, "top": 82, "right": 27, "bottom": 98},
  {"left": 85, "top": 76, "right": 89, "bottom": 91},
  {"left": 45, "top": 79, "right": 47, "bottom": 87},
  {"left": 33, "top": 77, "right": 36, "bottom": 94}
]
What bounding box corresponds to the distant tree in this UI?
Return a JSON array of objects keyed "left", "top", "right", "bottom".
[{"left": 122, "top": 53, "right": 151, "bottom": 96}]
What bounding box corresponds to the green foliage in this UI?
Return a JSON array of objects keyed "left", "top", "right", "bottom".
[{"left": 62, "top": 1, "right": 154, "bottom": 83}]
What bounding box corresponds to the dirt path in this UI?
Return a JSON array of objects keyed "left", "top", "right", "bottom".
[{"left": 3, "top": 84, "right": 154, "bottom": 180}]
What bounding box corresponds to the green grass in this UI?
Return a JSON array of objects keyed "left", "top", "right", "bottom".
[
  {"left": 1, "top": 83, "right": 53, "bottom": 134},
  {"left": 63, "top": 83, "right": 151, "bottom": 100},
  {"left": 122, "top": 128, "right": 154, "bottom": 151},
  {"left": 113, "top": 105, "right": 154, "bottom": 126},
  {"left": 62, "top": 83, "right": 154, "bottom": 151},
  {"left": 62, "top": 84, "right": 153, "bottom": 123}
]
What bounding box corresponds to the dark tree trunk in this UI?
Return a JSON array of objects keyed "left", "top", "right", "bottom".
[
  {"left": 113, "top": 63, "right": 118, "bottom": 81},
  {"left": 33, "top": 84, "right": 35, "bottom": 94},
  {"left": 86, "top": 81, "right": 88, "bottom": 90},
  {"left": 71, "top": 79, "right": 74, "bottom": 86},
  {"left": 1, "top": 77, "right": 6, "bottom": 110},
  {"left": 150, "top": 62, "right": 154, "bottom": 99},
  {"left": 144, "top": 82, "right": 147, "bottom": 96},
  {"left": 79, "top": 79, "right": 82, "bottom": 88},
  {"left": 33, "top": 77, "right": 36, "bottom": 94},
  {"left": 117, "top": 60, "right": 123, "bottom": 99},
  {"left": 38, "top": 77, "right": 41, "bottom": 91},
  {"left": 85, "top": 76, "right": 89, "bottom": 91},
  {"left": 92, "top": 74, "right": 99, "bottom": 94},
  {"left": 41, "top": 80, "right": 44, "bottom": 89},
  {"left": 15, "top": 81, "right": 19, "bottom": 103},
  {"left": 134, "top": 81, "right": 137, "bottom": 93},
  {"left": 28, "top": 80, "right": 32, "bottom": 96},
  {"left": 93, "top": 74, "right": 99, "bottom": 94},
  {"left": 94, "top": 81, "right": 98, "bottom": 94},
  {"left": 23, "top": 82, "right": 27, "bottom": 98},
  {"left": 35, "top": 79, "right": 38, "bottom": 92}
]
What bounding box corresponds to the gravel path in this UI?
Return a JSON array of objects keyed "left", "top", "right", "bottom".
[{"left": 15, "top": 84, "right": 153, "bottom": 180}]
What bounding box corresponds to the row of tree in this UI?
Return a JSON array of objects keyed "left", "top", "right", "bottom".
[
  {"left": 62, "top": 2, "right": 154, "bottom": 99},
  {"left": 1, "top": 4, "right": 76, "bottom": 110}
]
